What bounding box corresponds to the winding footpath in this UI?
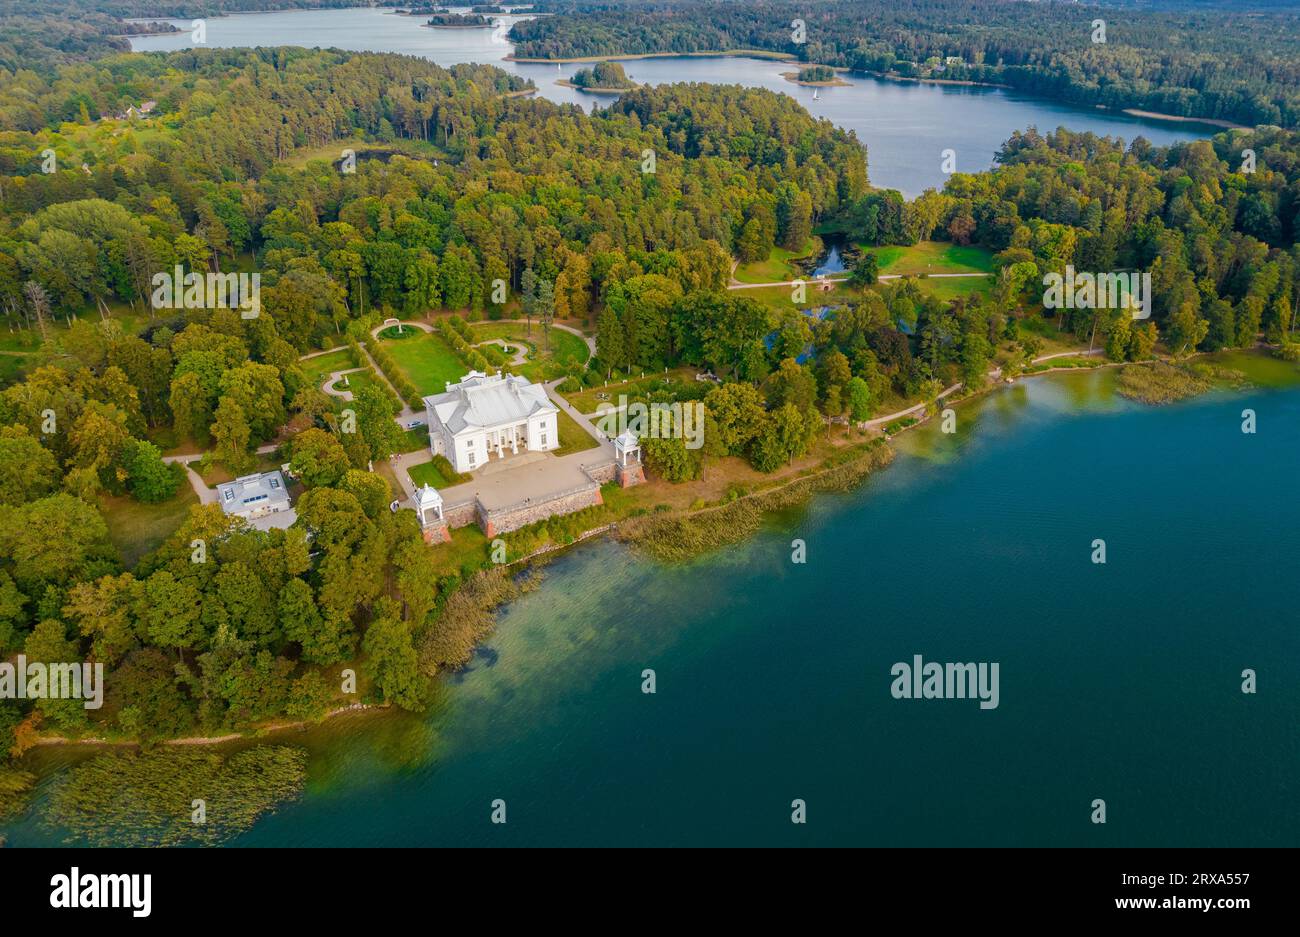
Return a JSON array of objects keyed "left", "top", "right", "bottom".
[{"left": 862, "top": 348, "right": 1105, "bottom": 430}]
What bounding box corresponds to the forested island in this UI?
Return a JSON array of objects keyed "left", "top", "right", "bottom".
[
  {"left": 784, "top": 65, "right": 848, "bottom": 87},
  {"left": 0, "top": 2, "right": 1298, "bottom": 839},
  {"left": 561, "top": 61, "right": 637, "bottom": 91},
  {"left": 510, "top": 0, "right": 1300, "bottom": 129},
  {"left": 425, "top": 13, "right": 493, "bottom": 28}
]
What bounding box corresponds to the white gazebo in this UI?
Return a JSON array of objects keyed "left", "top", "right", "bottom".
[
  {"left": 614, "top": 430, "right": 641, "bottom": 467},
  {"left": 414, "top": 483, "right": 444, "bottom": 529}
]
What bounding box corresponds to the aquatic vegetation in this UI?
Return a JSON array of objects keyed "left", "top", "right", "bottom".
[
  {"left": 1116, "top": 360, "right": 1249, "bottom": 405},
  {"left": 43, "top": 746, "right": 307, "bottom": 846}
]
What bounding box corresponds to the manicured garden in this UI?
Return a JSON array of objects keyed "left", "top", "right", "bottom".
[{"left": 378, "top": 329, "right": 467, "bottom": 396}]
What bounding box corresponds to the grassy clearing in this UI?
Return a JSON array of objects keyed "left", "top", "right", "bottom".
[
  {"left": 733, "top": 238, "right": 818, "bottom": 284},
  {"left": 100, "top": 485, "right": 200, "bottom": 569},
  {"left": 863, "top": 240, "right": 994, "bottom": 275},
  {"left": 408, "top": 458, "right": 454, "bottom": 489},
  {"left": 380, "top": 330, "right": 465, "bottom": 396}
]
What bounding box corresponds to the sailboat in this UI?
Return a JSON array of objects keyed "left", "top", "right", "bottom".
[{"left": 812, "top": 88, "right": 819, "bottom": 100}]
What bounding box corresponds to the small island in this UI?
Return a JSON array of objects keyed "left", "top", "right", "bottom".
[
  {"left": 424, "top": 13, "right": 493, "bottom": 28},
  {"left": 557, "top": 61, "right": 638, "bottom": 93},
  {"left": 782, "top": 65, "right": 852, "bottom": 87}
]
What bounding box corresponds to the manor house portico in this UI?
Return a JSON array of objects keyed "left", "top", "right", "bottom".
[{"left": 424, "top": 371, "right": 559, "bottom": 474}]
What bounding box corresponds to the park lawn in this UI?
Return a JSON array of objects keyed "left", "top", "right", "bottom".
[
  {"left": 555, "top": 407, "right": 602, "bottom": 453},
  {"left": 739, "top": 281, "right": 860, "bottom": 316},
  {"left": 298, "top": 349, "right": 355, "bottom": 388},
  {"left": 100, "top": 485, "right": 199, "bottom": 569},
  {"left": 397, "top": 426, "right": 429, "bottom": 453},
  {"left": 408, "top": 458, "right": 456, "bottom": 489},
  {"left": 562, "top": 367, "right": 699, "bottom": 414},
  {"left": 732, "top": 238, "right": 818, "bottom": 284},
  {"left": 380, "top": 330, "right": 466, "bottom": 396},
  {"left": 863, "top": 240, "right": 993, "bottom": 276},
  {"left": 470, "top": 321, "right": 590, "bottom": 379},
  {"left": 912, "top": 275, "right": 993, "bottom": 302}
]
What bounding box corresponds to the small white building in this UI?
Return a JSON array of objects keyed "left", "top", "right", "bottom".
[
  {"left": 423, "top": 371, "right": 559, "bottom": 474},
  {"left": 217, "top": 470, "right": 292, "bottom": 520}
]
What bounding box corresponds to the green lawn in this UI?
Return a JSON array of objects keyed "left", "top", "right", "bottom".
[
  {"left": 732, "top": 238, "right": 818, "bottom": 284},
  {"left": 470, "top": 321, "right": 590, "bottom": 380},
  {"left": 555, "top": 407, "right": 601, "bottom": 453},
  {"left": 298, "top": 349, "right": 355, "bottom": 388},
  {"left": 100, "top": 485, "right": 199, "bottom": 569},
  {"left": 862, "top": 240, "right": 993, "bottom": 276},
  {"left": 408, "top": 458, "right": 455, "bottom": 489},
  {"left": 379, "top": 330, "right": 466, "bottom": 396}
]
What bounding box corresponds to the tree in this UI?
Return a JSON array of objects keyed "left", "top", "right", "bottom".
[
  {"left": 122, "top": 439, "right": 181, "bottom": 503},
  {"left": 362, "top": 599, "right": 422, "bottom": 710},
  {"left": 643, "top": 435, "right": 698, "bottom": 482},
  {"left": 134, "top": 571, "right": 204, "bottom": 655},
  {"left": 0, "top": 426, "right": 58, "bottom": 506},
  {"left": 846, "top": 376, "right": 873, "bottom": 422},
  {"left": 848, "top": 253, "right": 879, "bottom": 290},
  {"left": 289, "top": 428, "right": 351, "bottom": 488},
  {"left": 211, "top": 397, "right": 252, "bottom": 473},
  {"left": 536, "top": 279, "right": 555, "bottom": 352},
  {"left": 596, "top": 306, "right": 624, "bottom": 377}
]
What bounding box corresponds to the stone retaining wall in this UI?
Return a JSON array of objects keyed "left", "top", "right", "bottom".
[{"left": 481, "top": 484, "right": 603, "bottom": 537}]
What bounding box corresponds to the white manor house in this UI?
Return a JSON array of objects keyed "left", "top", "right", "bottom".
[{"left": 424, "top": 371, "right": 559, "bottom": 473}]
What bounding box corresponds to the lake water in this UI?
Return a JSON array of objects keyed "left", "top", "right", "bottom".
[
  {"left": 7, "top": 361, "right": 1298, "bottom": 846},
  {"left": 128, "top": 6, "right": 1222, "bottom": 195}
]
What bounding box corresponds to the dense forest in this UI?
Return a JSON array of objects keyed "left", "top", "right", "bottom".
[{"left": 512, "top": 0, "right": 1300, "bottom": 128}]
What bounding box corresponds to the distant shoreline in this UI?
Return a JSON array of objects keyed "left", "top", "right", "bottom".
[
  {"left": 506, "top": 49, "right": 795, "bottom": 64},
  {"left": 1119, "top": 108, "right": 1247, "bottom": 130}
]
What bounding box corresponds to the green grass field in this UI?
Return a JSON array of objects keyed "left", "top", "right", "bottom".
[
  {"left": 732, "top": 238, "right": 818, "bottom": 284},
  {"left": 379, "top": 330, "right": 466, "bottom": 396},
  {"left": 555, "top": 407, "right": 601, "bottom": 453},
  {"left": 298, "top": 349, "right": 355, "bottom": 388},
  {"left": 863, "top": 240, "right": 993, "bottom": 276},
  {"left": 100, "top": 485, "right": 199, "bottom": 569}
]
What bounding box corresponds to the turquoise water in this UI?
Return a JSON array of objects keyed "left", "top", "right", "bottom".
[
  {"left": 127, "top": 7, "right": 1219, "bottom": 196},
  {"left": 12, "top": 368, "right": 1293, "bottom": 846}
]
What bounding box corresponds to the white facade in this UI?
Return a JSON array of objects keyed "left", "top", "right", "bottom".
[{"left": 424, "top": 371, "right": 559, "bottom": 474}]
